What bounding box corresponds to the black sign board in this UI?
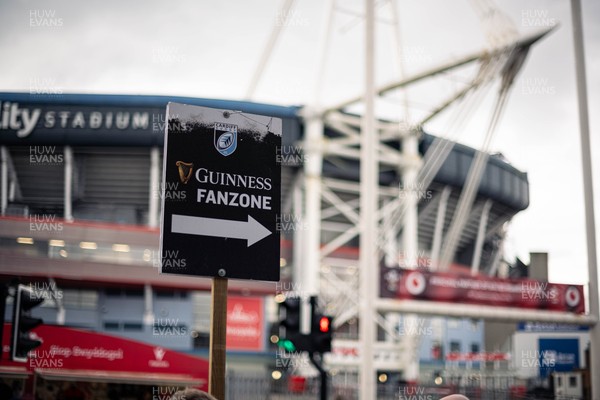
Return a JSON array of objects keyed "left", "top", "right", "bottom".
[{"left": 159, "top": 103, "right": 281, "bottom": 281}]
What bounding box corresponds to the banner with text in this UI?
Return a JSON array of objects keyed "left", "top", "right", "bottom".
[
  {"left": 226, "top": 296, "right": 264, "bottom": 351},
  {"left": 380, "top": 266, "right": 585, "bottom": 313}
]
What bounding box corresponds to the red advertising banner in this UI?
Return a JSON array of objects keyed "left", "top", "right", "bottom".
[
  {"left": 1, "top": 324, "right": 209, "bottom": 389},
  {"left": 380, "top": 266, "right": 585, "bottom": 313},
  {"left": 226, "top": 296, "right": 264, "bottom": 351}
]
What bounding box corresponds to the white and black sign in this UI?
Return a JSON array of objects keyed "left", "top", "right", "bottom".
[{"left": 159, "top": 103, "right": 281, "bottom": 281}]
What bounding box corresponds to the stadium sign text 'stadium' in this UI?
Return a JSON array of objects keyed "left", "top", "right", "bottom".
[
  {"left": 159, "top": 103, "right": 281, "bottom": 281},
  {"left": 0, "top": 101, "right": 150, "bottom": 137}
]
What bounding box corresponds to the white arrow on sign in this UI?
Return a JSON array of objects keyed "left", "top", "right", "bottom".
[{"left": 171, "top": 214, "right": 272, "bottom": 247}]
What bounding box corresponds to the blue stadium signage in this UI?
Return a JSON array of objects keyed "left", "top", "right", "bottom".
[{"left": 0, "top": 101, "right": 151, "bottom": 137}]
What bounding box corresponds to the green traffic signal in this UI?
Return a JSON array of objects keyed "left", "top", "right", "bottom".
[{"left": 278, "top": 338, "right": 296, "bottom": 352}]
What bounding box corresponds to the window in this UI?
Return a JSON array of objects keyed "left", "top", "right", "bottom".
[
  {"left": 80, "top": 290, "right": 98, "bottom": 308},
  {"left": 123, "top": 322, "right": 143, "bottom": 331},
  {"left": 569, "top": 376, "right": 578, "bottom": 387},
  {"left": 192, "top": 292, "right": 211, "bottom": 333},
  {"left": 63, "top": 289, "right": 98, "bottom": 309},
  {"left": 123, "top": 289, "right": 143, "bottom": 297},
  {"left": 153, "top": 322, "right": 188, "bottom": 335},
  {"left": 103, "top": 321, "right": 143, "bottom": 331},
  {"left": 470, "top": 320, "right": 479, "bottom": 331},
  {"left": 106, "top": 288, "right": 122, "bottom": 297},
  {"left": 106, "top": 288, "right": 144, "bottom": 298},
  {"left": 156, "top": 290, "right": 176, "bottom": 298},
  {"left": 450, "top": 341, "right": 461, "bottom": 352},
  {"left": 193, "top": 332, "right": 210, "bottom": 349},
  {"left": 471, "top": 343, "right": 480, "bottom": 353},
  {"left": 447, "top": 318, "right": 460, "bottom": 329},
  {"left": 156, "top": 290, "right": 188, "bottom": 299},
  {"left": 104, "top": 321, "right": 119, "bottom": 331}
]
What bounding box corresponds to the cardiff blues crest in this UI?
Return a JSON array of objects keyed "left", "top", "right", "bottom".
[{"left": 214, "top": 122, "right": 238, "bottom": 156}]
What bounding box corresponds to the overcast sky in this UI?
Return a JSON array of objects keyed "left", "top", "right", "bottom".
[{"left": 0, "top": 0, "right": 598, "bottom": 287}]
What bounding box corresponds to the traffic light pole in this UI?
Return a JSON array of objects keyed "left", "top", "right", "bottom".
[
  {"left": 309, "top": 352, "right": 328, "bottom": 400},
  {"left": 279, "top": 295, "right": 332, "bottom": 399}
]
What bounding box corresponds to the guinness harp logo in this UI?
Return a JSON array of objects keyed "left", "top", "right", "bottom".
[
  {"left": 214, "top": 122, "right": 238, "bottom": 156},
  {"left": 176, "top": 161, "right": 194, "bottom": 184}
]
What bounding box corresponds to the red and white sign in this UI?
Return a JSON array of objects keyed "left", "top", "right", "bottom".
[
  {"left": 381, "top": 266, "right": 585, "bottom": 314},
  {"left": 226, "top": 296, "right": 264, "bottom": 351},
  {"left": 1, "top": 324, "right": 209, "bottom": 389}
]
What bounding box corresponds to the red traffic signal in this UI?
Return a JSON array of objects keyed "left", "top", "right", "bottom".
[
  {"left": 311, "top": 313, "right": 333, "bottom": 354},
  {"left": 318, "top": 316, "right": 330, "bottom": 333}
]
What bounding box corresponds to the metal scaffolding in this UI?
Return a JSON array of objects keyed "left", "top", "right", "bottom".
[{"left": 246, "top": 0, "right": 599, "bottom": 397}]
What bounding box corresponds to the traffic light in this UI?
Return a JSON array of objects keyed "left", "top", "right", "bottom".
[
  {"left": 277, "top": 296, "right": 334, "bottom": 354},
  {"left": 279, "top": 297, "right": 300, "bottom": 333},
  {"left": 11, "top": 284, "right": 43, "bottom": 362},
  {"left": 277, "top": 297, "right": 301, "bottom": 352},
  {"left": 311, "top": 314, "right": 333, "bottom": 354}
]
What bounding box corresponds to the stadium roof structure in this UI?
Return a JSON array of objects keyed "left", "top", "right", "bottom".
[{"left": 0, "top": 91, "right": 527, "bottom": 274}]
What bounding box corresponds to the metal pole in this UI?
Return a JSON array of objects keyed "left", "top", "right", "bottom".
[
  {"left": 328, "top": 28, "right": 553, "bottom": 113},
  {"left": 397, "top": 0, "right": 421, "bottom": 381},
  {"left": 571, "top": 1, "right": 599, "bottom": 398},
  {"left": 471, "top": 200, "right": 492, "bottom": 275},
  {"left": 402, "top": 132, "right": 420, "bottom": 270},
  {"left": 245, "top": 0, "right": 296, "bottom": 99},
  {"left": 312, "top": 0, "right": 335, "bottom": 106},
  {"left": 309, "top": 352, "right": 328, "bottom": 400},
  {"left": 401, "top": 134, "right": 421, "bottom": 383},
  {"left": 299, "top": 112, "right": 323, "bottom": 339},
  {"left": 49, "top": 278, "right": 65, "bottom": 325},
  {"left": 148, "top": 147, "right": 160, "bottom": 228},
  {"left": 63, "top": 146, "right": 73, "bottom": 222},
  {"left": 292, "top": 177, "right": 304, "bottom": 287},
  {"left": 359, "top": 0, "right": 377, "bottom": 398},
  {"left": 431, "top": 186, "right": 451, "bottom": 268},
  {"left": 389, "top": 0, "right": 410, "bottom": 120},
  {"left": 384, "top": 197, "right": 398, "bottom": 265},
  {"left": 376, "top": 297, "right": 597, "bottom": 325},
  {"left": 302, "top": 113, "right": 323, "bottom": 299},
  {"left": 143, "top": 283, "right": 154, "bottom": 326}
]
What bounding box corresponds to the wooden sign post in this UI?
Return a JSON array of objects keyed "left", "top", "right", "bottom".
[{"left": 209, "top": 277, "right": 228, "bottom": 399}]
